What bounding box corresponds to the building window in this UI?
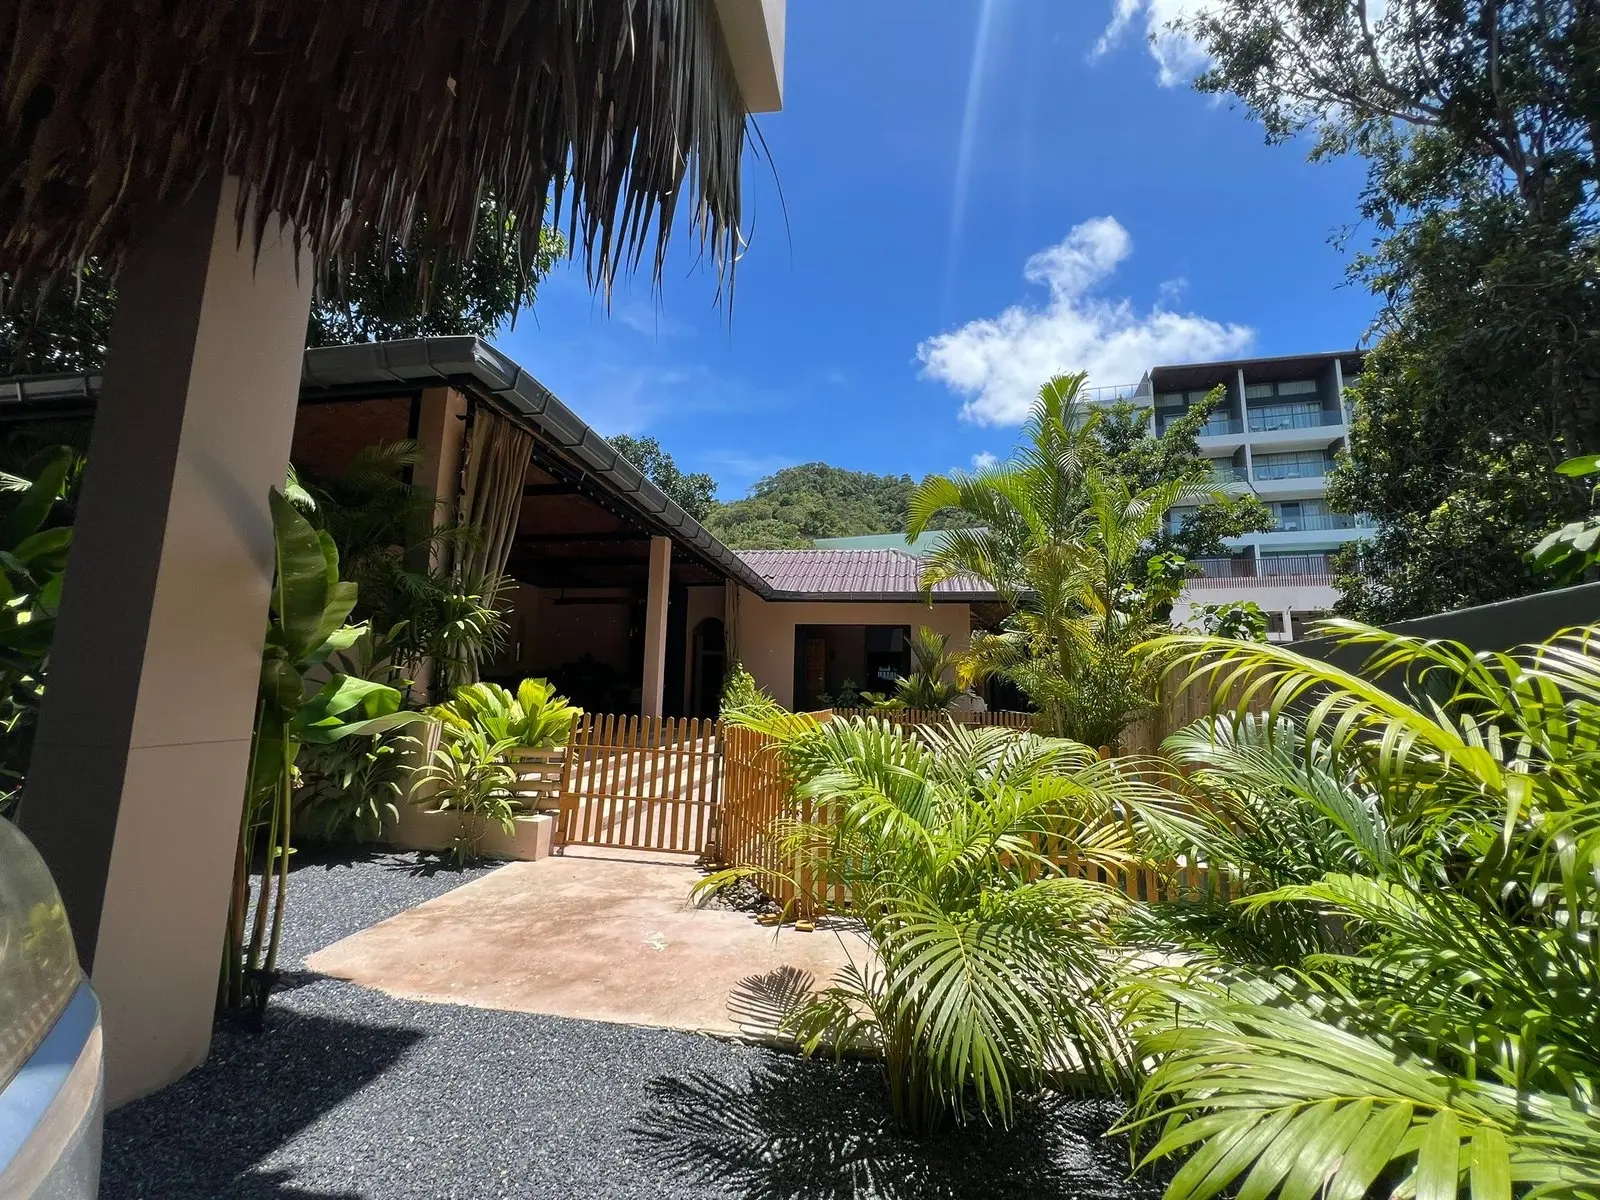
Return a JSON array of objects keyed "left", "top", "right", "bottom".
[
  {"left": 1253, "top": 449, "right": 1330, "bottom": 480},
  {"left": 1246, "top": 379, "right": 1318, "bottom": 399},
  {"left": 1248, "top": 399, "right": 1325, "bottom": 432}
]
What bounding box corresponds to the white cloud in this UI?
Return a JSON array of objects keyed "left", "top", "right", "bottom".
[
  {"left": 918, "top": 217, "right": 1254, "bottom": 426},
  {"left": 1093, "top": 0, "right": 1216, "bottom": 86},
  {"left": 971, "top": 451, "right": 999, "bottom": 471}
]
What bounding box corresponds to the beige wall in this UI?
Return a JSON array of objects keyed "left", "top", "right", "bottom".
[
  {"left": 681, "top": 585, "right": 727, "bottom": 712},
  {"left": 735, "top": 589, "right": 971, "bottom": 709}
]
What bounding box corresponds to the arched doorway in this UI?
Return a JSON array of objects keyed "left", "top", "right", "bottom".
[{"left": 689, "top": 617, "right": 726, "bottom": 717}]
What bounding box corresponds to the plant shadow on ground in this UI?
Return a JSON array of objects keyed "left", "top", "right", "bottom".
[
  {"left": 101, "top": 1006, "right": 423, "bottom": 1199},
  {"left": 632, "top": 1053, "right": 1159, "bottom": 1200}
]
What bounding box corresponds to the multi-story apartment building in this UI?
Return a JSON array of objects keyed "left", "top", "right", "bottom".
[{"left": 1119, "top": 350, "right": 1369, "bottom": 641}]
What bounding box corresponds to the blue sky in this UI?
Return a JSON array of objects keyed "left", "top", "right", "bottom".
[{"left": 494, "top": 0, "right": 1376, "bottom": 501}]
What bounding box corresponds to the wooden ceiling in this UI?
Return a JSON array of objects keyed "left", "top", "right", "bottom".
[{"left": 507, "top": 461, "right": 722, "bottom": 590}]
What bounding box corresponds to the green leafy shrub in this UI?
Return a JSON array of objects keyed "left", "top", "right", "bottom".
[
  {"left": 718, "top": 659, "right": 777, "bottom": 720},
  {"left": 410, "top": 723, "right": 521, "bottom": 863},
  {"left": 428, "top": 677, "right": 581, "bottom": 749},
  {"left": 704, "top": 712, "right": 1192, "bottom": 1134},
  {"left": 294, "top": 729, "right": 409, "bottom": 843},
  {"left": 0, "top": 447, "right": 75, "bottom": 817}
]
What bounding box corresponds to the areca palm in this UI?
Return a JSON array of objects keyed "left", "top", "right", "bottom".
[
  {"left": 705, "top": 712, "right": 1194, "bottom": 1134},
  {"left": 910, "top": 376, "right": 1212, "bottom": 745},
  {"left": 1121, "top": 622, "right": 1600, "bottom": 1199}
]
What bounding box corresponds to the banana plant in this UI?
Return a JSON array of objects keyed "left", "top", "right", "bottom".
[
  {"left": 0, "top": 448, "right": 75, "bottom": 815},
  {"left": 221, "top": 489, "right": 422, "bottom": 1018}
]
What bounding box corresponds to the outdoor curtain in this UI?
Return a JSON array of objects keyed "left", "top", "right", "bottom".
[{"left": 454, "top": 405, "right": 535, "bottom": 681}]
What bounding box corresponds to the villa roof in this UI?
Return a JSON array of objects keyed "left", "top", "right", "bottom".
[
  {"left": 1, "top": 337, "right": 996, "bottom": 608},
  {"left": 738, "top": 549, "right": 997, "bottom": 602}
]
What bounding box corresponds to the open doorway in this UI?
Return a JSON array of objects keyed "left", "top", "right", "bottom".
[{"left": 793, "top": 624, "right": 910, "bottom": 710}]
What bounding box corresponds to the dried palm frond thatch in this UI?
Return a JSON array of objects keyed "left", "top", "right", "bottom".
[{"left": 0, "top": 0, "right": 748, "bottom": 296}]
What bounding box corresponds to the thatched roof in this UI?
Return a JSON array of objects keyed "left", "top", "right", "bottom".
[{"left": 0, "top": 0, "right": 748, "bottom": 293}]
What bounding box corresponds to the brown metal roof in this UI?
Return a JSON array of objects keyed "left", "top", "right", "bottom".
[{"left": 737, "top": 549, "right": 998, "bottom": 602}]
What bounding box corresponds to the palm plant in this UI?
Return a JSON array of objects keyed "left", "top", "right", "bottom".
[
  {"left": 908, "top": 374, "right": 1214, "bottom": 748},
  {"left": 294, "top": 439, "right": 508, "bottom": 693},
  {"left": 861, "top": 626, "right": 963, "bottom": 711},
  {"left": 703, "top": 711, "right": 1195, "bottom": 1134},
  {"left": 222, "top": 491, "right": 421, "bottom": 1014},
  {"left": 1120, "top": 622, "right": 1600, "bottom": 1199}
]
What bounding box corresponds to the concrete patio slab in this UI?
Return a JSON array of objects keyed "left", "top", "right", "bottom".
[{"left": 305, "top": 850, "right": 862, "bottom": 1039}]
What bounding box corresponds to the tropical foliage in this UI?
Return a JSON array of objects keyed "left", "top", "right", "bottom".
[
  {"left": 410, "top": 723, "right": 522, "bottom": 864},
  {"left": 719, "top": 659, "right": 774, "bottom": 719},
  {"left": 222, "top": 491, "right": 420, "bottom": 1015},
  {"left": 291, "top": 438, "right": 508, "bottom": 693},
  {"left": 1178, "top": 0, "right": 1599, "bottom": 620},
  {"left": 1530, "top": 454, "right": 1600, "bottom": 586},
  {"left": 0, "top": 448, "right": 75, "bottom": 816},
  {"left": 702, "top": 713, "right": 1191, "bottom": 1134},
  {"left": 1118, "top": 622, "right": 1600, "bottom": 1199},
  {"left": 607, "top": 434, "right": 718, "bottom": 522},
  {"left": 428, "top": 678, "right": 582, "bottom": 750},
  {"left": 908, "top": 373, "right": 1212, "bottom": 747},
  {"left": 861, "top": 626, "right": 963, "bottom": 711}
]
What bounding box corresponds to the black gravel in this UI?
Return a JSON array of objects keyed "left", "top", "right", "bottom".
[{"left": 101, "top": 850, "right": 1161, "bottom": 1200}]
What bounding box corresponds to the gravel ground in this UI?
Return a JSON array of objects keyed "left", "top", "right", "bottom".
[{"left": 101, "top": 851, "right": 1161, "bottom": 1200}]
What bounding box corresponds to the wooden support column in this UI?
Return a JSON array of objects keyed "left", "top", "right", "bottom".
[
  {"left": 19, "top": 176, "right": 313, "bottom": 1107},
  {"left": 640, "top": 535, "right": 672, "bottom": 717}
]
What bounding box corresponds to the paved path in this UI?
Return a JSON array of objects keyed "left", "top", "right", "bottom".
[
  {"left": 307, "top": 850, "right": 860, "bottom": 1039},
  {"left": 101, "top": 850, "right": 1159, "bottom": 1200}
]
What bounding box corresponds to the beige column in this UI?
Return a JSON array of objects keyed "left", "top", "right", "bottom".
[
  {"left": 640, "top": 535, "right": 673, "bottom": 717},
  {"left": 19, "top": 176, "right": 313, "bottom": 1107},
  {"left": 413, "top": 386, "right": 469, "bottom": 569},
  {"left": 408, "top": 386, "right": 469, "bottom": 701}
]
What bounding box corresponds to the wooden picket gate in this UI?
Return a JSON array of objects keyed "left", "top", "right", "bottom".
[{"left": 556, "top": 715, "right": 722, "bottom": 854}]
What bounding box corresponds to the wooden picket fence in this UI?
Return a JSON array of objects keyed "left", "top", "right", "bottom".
[
  {"left": 714, "top": 702, "right": 1241, "bottom": 916},
  {"left": 815, "top": 707, "right": 1035, "bottom": 730},
  {"left": 556, "top": 715, "right": 722, "bottom": 853}
]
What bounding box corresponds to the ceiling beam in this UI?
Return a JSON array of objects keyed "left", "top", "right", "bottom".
[
  {"left": 514, "top": 530, "right": 646, "bottom": 545},
  {"left": 521, "top": 482, "right": 581, "bottom": 497}
]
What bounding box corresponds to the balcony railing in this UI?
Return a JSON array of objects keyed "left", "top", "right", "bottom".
[
  {"left": 1081, "top": 383, "right": 1143, "bottom": 404},
  {"left": 1196, "top": 417, "right": 1244, "bottom": 437},
  {"left": 1187, "top": 554, "right": 1334, "bottom": 587},
  {"left": 1210, "top": 466, "right": 1250, "bottom": 484},
  {"left": 1270, "top": 511, "right": 1359, "bottom": 532},
  {"left": 1246, "top": 408, "right": 1346, "bottom": 433},
  {"left": 1252, "top": 461, "right": 1329, "bottom": 481}
]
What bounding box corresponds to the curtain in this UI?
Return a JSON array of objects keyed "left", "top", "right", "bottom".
[
  {"left": 724, "top": 578, "right": 740, "bottom": 665},
  {"left": 453, "top": 406, "right": 535, "bottom": 682}
]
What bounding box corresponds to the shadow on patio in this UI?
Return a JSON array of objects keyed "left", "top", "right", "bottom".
[{"left": 631, "top": 1055, "right": 1155, "bottom": 1200}]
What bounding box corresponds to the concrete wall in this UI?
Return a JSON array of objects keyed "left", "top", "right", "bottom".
[
  {"left": 1295, "top": 582, "right": 1600, "bottom": 675},
  {"left": 1174, "top": 581, "right": 1339, "bottom": 643},
  {"left": 734, "top": 589, "right": 972, "bottom": 708},
  {"left": 680, "top": 585, "right": 726, "bottom": 712}
]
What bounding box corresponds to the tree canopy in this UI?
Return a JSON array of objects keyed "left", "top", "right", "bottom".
[
  {"left": 1181, "top": 0, "right": 1600, "bottom": 620},
  {"left": 606, "top": 434, "right": 718, "bottom": 522},
  {"left": 703, "top": 463, "right": 922, "bottom": 549},
  {"left": 1, "top": 201, "right": 564, "bottom": 375}
]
